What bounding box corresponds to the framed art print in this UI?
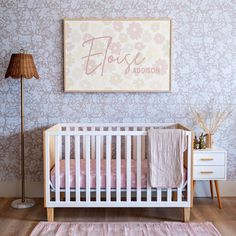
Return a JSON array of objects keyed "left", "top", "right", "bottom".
[{"left": 64, "top": 18, "right": 171, "bottom": 92}]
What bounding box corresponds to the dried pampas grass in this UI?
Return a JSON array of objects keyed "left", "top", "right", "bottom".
[{"left": 190, "top": 105, "right": 232, "bottom": 134}]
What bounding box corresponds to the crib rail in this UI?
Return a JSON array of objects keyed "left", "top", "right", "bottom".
[{"left": 44, "top": 123, "right": 192, "bottom": 208}]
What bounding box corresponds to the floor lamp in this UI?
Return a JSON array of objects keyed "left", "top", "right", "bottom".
[{"left": 5, "top": 50, "right": 39, "bottom": 208}]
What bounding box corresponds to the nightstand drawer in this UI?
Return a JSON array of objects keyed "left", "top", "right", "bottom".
[
  {"left": 194, "top": 152, "right": 225, "bottom": 166},
  {"left": 193, "top": 166, "right": 225, "bottom": 180}
]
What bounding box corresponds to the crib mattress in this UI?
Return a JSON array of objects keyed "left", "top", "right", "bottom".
[{"left": 50, "top": 159, "right": 187, "bottom": 189}]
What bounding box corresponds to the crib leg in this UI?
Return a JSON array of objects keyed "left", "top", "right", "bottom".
[
  {"left": 47, "top": 208, "right": 54, "bottom": 222},
  {"left": 183, "top": 207, "right": 190, "bottom": 222}
]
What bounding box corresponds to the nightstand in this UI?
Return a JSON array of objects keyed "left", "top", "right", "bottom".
[{"left": 193, "top": 147, "right": 227, "bottom": 209}]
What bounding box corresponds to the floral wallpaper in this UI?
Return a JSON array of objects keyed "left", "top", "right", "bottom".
[{"left": 0, "top": 0, "right": 235, "bottom": 181}]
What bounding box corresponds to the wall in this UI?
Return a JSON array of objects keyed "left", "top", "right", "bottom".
[{"left": 0, "top": 1, "right": 235, "bottom": 192}]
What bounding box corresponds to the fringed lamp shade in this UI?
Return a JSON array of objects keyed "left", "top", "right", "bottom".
[{"left": 5, "top": 53, "right": 39, "bottom": 79}]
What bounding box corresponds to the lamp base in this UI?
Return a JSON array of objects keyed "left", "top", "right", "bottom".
[{"left": 11, "top": 198, "right": 35, "bottom": 209}]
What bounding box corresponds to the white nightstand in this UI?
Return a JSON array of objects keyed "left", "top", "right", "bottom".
[{"left": 193, "top": 147, "right": 227, "bottom": 209}]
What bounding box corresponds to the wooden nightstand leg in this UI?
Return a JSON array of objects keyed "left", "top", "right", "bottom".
[
  {"left": 209, "top": 180, "right": 214, "bottom": 199},
  {"left": 214, "top": 180, "right": 222, "bottom": 209}
]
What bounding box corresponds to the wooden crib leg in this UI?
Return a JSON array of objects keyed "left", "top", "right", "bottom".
[
  {"left": 183, "top": 208, "right": 190, "bottom": 222},
  {"left": 47, "top": 208, "right": 54, "bottom": 222}
]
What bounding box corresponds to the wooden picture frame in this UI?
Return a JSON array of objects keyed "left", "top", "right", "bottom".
[{"left": 64, "top": 18, "right": 172, "bottom": 92}]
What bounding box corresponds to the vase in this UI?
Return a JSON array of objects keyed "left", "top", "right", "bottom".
[{"left": 206, "top": 133, "right": 214, "bottom": 148}]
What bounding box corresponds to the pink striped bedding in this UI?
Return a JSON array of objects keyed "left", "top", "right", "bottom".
[{"left": 50, "top": 159, "right": 187, "bottom": 189}]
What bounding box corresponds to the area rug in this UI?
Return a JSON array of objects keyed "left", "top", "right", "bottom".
[{"left": 30, "top": 222, "right": 221, "bottom": 236}]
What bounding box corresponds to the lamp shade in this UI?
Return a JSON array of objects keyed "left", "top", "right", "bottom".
[{"left": 5, "top": 53, "right": 39, "bottom": 79}]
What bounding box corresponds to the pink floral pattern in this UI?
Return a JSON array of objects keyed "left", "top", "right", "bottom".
[
  {"left": 127, "top": 22, "right": 143, "bottom": 40},
  {"left": 113, "top": 21, "right": 123, "bottom": 31},
  {"left": 154, "top": 33, "right": 164, "bottom": 44},
  {"left": 109, "top": 42, "right": 121, "bottom": 54},
  {"left": 135, "top": 42, "right": 145, "bottom": 50}
]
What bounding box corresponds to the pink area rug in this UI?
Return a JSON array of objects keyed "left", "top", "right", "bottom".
[{"left": 30, "top": 222, "right": 221, "bottom": 236}]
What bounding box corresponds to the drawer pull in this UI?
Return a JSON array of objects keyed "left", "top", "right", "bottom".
[
  {"left": 200, "top": 157, "right": 214, "bottom": 161},
  {"left": 200, "top": 171, "right": 214, "bottom": 174}
]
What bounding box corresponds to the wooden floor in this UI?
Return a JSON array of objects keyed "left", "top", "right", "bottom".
[{"left": 0, "top": 198, "right": 235, "bottom": 236}]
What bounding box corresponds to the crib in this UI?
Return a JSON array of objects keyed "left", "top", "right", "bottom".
[{"left": 43, "top": 123, "right": 193, "bottom": 222}]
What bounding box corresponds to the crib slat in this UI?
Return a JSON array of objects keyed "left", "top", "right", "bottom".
[
  {"left": 83, "top": 127, "right": 87, "bottom": 159},
  {"left": 157, "top": 188, "right": 162, "bottom": 202},
  {"left": 125, "top": 127, "right": 129, "bottom": 160},
  {"left": 136, "top": 136, "right": 142, "bottom": 202},
  {"left": 55, "top": 136, "right": 60, "bottom": 202},
  {"left": 75, "top": 135, "right": 80, "bottom": 202},
  {"left": 91, "top": 127, "right": 95, "bottom": 159},
  {"left": 167, "top": 188, "right": 172, "bottom": 202},
  {"left": 96, "top": 136, "right": 101, "bottom": 202},
  {"left": 116, "top": 132, "right": 121, "bottom": 202},
  {"left": 147, "top": 185, "right": 152, "bottom": 202},
  {"left": 106, "top": 135, "right": 111, "bottom": 202},
  {"left": 133, "top": 127, "right": 137, "bottom": 160},
  {"left": 177, "top": 187, "right": 182, "bottom": 202},
  {"left": 86, "top": 136, "right": 91, "bottom": 202},
  {"left": 99, "top": 127, "right": 104, "bottom": 160},
  {"left": 141, "top": 127, "right": 146, "bottom": 160},
  {"left": 126, "top": 135, "right": 131, "bottom": 202},
  {"left": 65, "top": 135, "right": 70, "bottom": 202},
  {"left": 108, "top": 127, "right": 112, "bottom": 158},
  {"left": 146, "top": 126, "right": 152, "bottom": 202}
]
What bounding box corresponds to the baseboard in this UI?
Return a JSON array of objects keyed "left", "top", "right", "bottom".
[
  {"left": 0, "top": 181, "right": 43, "bottom": 198},
  {"left": 0, "top": 180, "right": 235, "bottom": 198},
  {"left": 194, "top": 180, "right": 236, "bottom": 197}
]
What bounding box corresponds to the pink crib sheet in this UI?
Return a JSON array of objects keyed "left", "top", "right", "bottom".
[{"left": 50, "top": 159, "right": 187, "bottom": 189}]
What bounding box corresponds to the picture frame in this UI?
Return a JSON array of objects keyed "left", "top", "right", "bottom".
[{"left": 64, "top": 18, "right": 172, "bottom": 92}]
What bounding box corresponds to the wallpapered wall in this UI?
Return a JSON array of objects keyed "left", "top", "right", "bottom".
[{"left": 0, "top": 0, "right": 235, "bottom": 181}]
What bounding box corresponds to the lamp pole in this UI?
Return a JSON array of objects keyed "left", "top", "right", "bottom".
[
  {"left": 21, "top": 76, "right": 25, "bottom": 202},
  {"left": 11, "top": 76, "right": 35, "bottom": 208}
]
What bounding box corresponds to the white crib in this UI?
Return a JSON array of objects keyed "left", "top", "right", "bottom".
[{"left": 43, "top": 123, "right": 193, "bottom": 222}]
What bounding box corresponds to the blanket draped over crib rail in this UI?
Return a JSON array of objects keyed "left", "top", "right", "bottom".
[{"left": 148, "top": 128, "right": 187, "bottom": 188}]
